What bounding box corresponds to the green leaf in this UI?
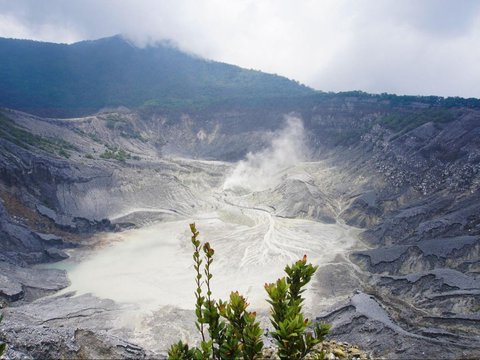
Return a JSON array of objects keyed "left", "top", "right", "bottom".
[{"left": 170, "top": 226, "right": 331, "bottom": 360}]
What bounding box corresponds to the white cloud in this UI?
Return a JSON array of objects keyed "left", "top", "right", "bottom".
[
  {"left": 0, "top": 0, "right": 479, "bottom": 97},
  {"left": 0, "top": 13, "right": 79, "bottom": 43}
]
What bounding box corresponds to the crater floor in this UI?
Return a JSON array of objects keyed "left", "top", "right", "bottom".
[{"left": 43, "top": 159, "right": 362, "bottom": 352}]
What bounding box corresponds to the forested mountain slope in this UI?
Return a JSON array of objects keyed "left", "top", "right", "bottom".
[{"left": 0, "top": 35, "right": 312, "bottom": 117}]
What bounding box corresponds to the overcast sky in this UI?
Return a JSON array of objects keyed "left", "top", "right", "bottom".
[{"left": 1, "top": 0, "right": 479, "bottom": 98}]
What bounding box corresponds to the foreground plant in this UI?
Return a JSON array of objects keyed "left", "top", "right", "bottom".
[
  {"left": 167, "top": 224, "right": 329, "bottom": 360},
  {"left": 265, "top": 256, "right": 330, "bottom": 359}
]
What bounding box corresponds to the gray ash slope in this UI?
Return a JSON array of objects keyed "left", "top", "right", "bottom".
[{"left": 0, "top": 92, "right": 479, "bottom": 359}]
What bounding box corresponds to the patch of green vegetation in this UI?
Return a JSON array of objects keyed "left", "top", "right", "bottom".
[
  {"left": 328, "top": 107, "right": 457, "bottom": 147},
  {"left": 85, "top": 153, "right": 95, "bottom": 159},
  {"left": 120, "top": 130, "right": 147, "bottom": 142},
  {"left": 0, "top": 114, "right": 77, "bottom": 158},
  {"left": 86, "top": 132, "right": 101, "bottom": 143},
  {"left": 380, "top": 109, "right": 454, "bottom": 139},
  {"left": 100, "top": 146, "right": 131, "bottom": 162}
]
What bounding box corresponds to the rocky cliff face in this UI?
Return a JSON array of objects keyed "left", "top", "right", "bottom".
[
  {"left": 330, "top": 108, "right": 480, "bottom": 359},
  {"left": 0, "top": 95, "right": 479, "bottom": 358}
]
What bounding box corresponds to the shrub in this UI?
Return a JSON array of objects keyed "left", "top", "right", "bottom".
[
  {"left": 265, "top": 257, "right": 330, "bottom": 359},
  {"left": 167, "top": 224, "right": 329, "bottom": 360},
  {"left": 0, "top": 114, "right": 77, "bottom": 156},
  {"left": 99, "top": 147, "right": 131, "bottom": 162}
]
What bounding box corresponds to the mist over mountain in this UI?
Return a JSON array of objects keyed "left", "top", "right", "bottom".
[
  {"left": 0, "top": 35, "right": 312, "bottom": 117},
  {"left": 2, "top": 35, "right": 480, "bottom": 119}
]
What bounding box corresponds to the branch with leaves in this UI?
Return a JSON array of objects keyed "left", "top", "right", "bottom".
[
  {"left": 265, "top": 256, "right": 330, "bottom": 359},
  {"left": 167, "top": 224, "right": 329, "bottom": 360}
]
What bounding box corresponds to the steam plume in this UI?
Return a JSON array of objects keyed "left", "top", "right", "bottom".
[{"left": 223, "top": 116, "right": 306, "bottom": 192}]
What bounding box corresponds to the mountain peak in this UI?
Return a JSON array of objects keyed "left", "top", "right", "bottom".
[{"left": 0, "top": 36, "right": 313, "bottom": 117}]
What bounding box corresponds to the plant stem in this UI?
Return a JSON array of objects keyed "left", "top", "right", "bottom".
[
  {"left": 190, "top": 223, "right": 206, "bottom": 343},
  {"left": 204, "top": 242, "right": 216, "bottom": 359}
]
